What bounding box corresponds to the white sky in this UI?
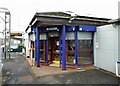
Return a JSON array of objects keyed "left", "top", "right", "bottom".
[{"left": 0, "top": 0, "right": 119, "bottom": 32}]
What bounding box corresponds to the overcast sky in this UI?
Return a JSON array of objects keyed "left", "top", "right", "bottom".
[{"left": 0, "top": 0, "right": 119, "bottom": 32}]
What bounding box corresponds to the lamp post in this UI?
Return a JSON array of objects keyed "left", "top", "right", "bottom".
[
  {"left": 0, "top": 14, "right": 7, "bottom": 59},
  {"left": 0, "top": 20, "right": 4, "bottom": 47},
  {"left": 0, "top": 7, "right": 11, "bottom": 59}
]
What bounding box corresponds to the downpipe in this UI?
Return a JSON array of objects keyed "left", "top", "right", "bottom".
[{"left": 116, "top": 61, "right": 120, "bottom": 77}]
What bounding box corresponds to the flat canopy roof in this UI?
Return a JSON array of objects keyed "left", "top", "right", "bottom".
[{"left": 25, "top": 11, "right": 111, "bottom": 32}]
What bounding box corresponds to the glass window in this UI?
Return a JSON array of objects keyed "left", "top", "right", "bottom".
[
  {"left": 66, "top": 40, "right": 75, "bottom": 64},
  {"left": 78, "top": 40, "right": 93, "bottom": 64},
  {"left": 40, "top": 40, "right": 46, "bottom": 61},
  {"left": 66, "top": 32, "right": 75, "bottom": 64}
]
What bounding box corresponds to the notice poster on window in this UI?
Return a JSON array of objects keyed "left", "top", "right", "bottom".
[{"left": 96, "top": 43, "right": 99, "bottom": 48}]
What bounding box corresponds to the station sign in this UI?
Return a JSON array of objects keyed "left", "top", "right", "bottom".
[
  {"left": 46, "top": 27, "right": 59, "bottom": 31},
  {"left": 10, "top": 33, "right": 22, "bottom": 36}
]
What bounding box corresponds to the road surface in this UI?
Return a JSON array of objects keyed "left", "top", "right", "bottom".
[{"left": 1, "top": 52, "right": 120, "bottom": 85}]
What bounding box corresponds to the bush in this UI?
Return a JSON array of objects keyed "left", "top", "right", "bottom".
[{"left": 18, "top": 44, "right": 26, "bottom": 52}]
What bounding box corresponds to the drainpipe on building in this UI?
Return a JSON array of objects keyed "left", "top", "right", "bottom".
[{"left": 116, "top": 61, "right": 120, "bottom": 77}]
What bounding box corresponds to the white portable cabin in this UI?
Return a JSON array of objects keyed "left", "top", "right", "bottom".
[{"left": 94, "top": 20, "right": 120, "bottom": 75}]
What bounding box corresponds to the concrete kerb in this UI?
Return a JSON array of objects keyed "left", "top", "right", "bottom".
[
  {"left": 35, "top": 67, "right": 78, "bottom": 78},
  {"left": 37, "top": 72, "right": 72, "bottom": 78},
  {"left": 94, "top": 67, "right": 118, "bottom": 77}
]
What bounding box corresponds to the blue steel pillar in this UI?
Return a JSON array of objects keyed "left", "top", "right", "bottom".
[
  {"left": 75, "top": 26, "right": 78, "bottom": 65},
  {"left": 61, "top": 25, "right": 66, "bottom": 70},
  {"left": 45, "top": 33, "right": 48, "bottom": 62},
  {"left": 35, "top": 27, "right": 40, "bottom": 67}
]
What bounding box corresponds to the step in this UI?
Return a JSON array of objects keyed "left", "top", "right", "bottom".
[
  {"left": 49, "top": 63, "right": 60, "bottom": 67},
  {"left": 53, "top": 61, "right": 60, "bottom": 65}
]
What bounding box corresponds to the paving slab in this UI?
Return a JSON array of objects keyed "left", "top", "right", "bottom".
[{"left": 26, "top": 58, "right": 94, "bottom": 77}]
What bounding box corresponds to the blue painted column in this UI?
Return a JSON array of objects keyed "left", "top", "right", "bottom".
[
  {"left": 35, "top": 27, "right": 40, "bottom": 67},
  {"left": 45, "top": 33, "right": 48, "bottom": 62},
  {"left": 61, "top": 25, "right": 66, "bottom": 70},
  {"left": 75, "top": 26, "right": 78, "bottom": 65}
]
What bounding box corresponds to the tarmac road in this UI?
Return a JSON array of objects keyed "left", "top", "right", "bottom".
[
  {"left": 2, "top": 52, "right": 34, "bottom": 84},
  {"left": 1, "top": 52, "right": 120, "bottom": 85}
]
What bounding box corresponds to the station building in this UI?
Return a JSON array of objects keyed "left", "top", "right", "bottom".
[{"left": 25, "top": 12, "right": 119, "bottom": 74}]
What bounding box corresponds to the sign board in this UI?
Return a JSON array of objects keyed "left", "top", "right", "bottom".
[
  {"left": 10, "top": 33, "right": 22, "bottom": 36},
  {"left": 48, "top": 32, "right": 59, "bottom": 37},
  {"left": 46, "top": 27, "right": 58, "bottom": 31}
]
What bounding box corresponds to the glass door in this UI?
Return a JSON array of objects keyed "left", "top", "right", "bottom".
[{"left": 48, "top": 37, "right": 60, "bottom": 62}]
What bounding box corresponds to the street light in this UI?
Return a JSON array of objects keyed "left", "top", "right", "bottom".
[
  {"left": 0, "top": 21, "right": 4, "bottom": 46},
  {"left": 0, "top": 7, "right": 11, "bottom": 59},
  {"left": 0, "top": 14, "right": 7, "bottom": 59}
]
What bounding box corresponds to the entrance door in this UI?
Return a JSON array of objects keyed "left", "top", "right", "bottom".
[{"left": 48, "top": 37, "right": 60, "bottom": 62}]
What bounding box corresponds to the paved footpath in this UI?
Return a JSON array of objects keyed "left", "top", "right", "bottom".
[{"left": 1, "top": 52, "right": 120, "bottom": 85}]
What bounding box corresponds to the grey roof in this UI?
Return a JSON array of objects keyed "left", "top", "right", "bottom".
[
  {"left": 108, "top": 18, "right": 120, "bottom": 23},
  {"left": 25, "top": 11, "right": 111, "bottom": 32},
  {"left": 36, "top": 12, "right": 71, "bottom": 17}
]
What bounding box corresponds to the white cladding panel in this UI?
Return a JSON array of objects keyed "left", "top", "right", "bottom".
[
  {"left": 95, "top": 24, "right": 117, "bottom": 73},
  {"left": 118, "top": 25, "right": 120, "bottom": 61},
  {"left": 78, "top": 32, "right": 92, "bottom": 40},
  {"left": 118, "top": 25, "right": 120, "bottom": 74}
]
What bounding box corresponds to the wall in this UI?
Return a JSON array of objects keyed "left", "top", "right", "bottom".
[
  {"left": 94, "top": 24, "right": 118, "bottom": 73},
  {"left": 118, "top": 24, "right": 120, "bottom": 74},
  {"left": 118, "top": 24, "right": 120, "bottom": 61}
]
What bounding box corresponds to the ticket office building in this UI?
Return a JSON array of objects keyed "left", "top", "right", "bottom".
[{"left": 26, "top": 12, "right": 109, "bottom": 70}]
